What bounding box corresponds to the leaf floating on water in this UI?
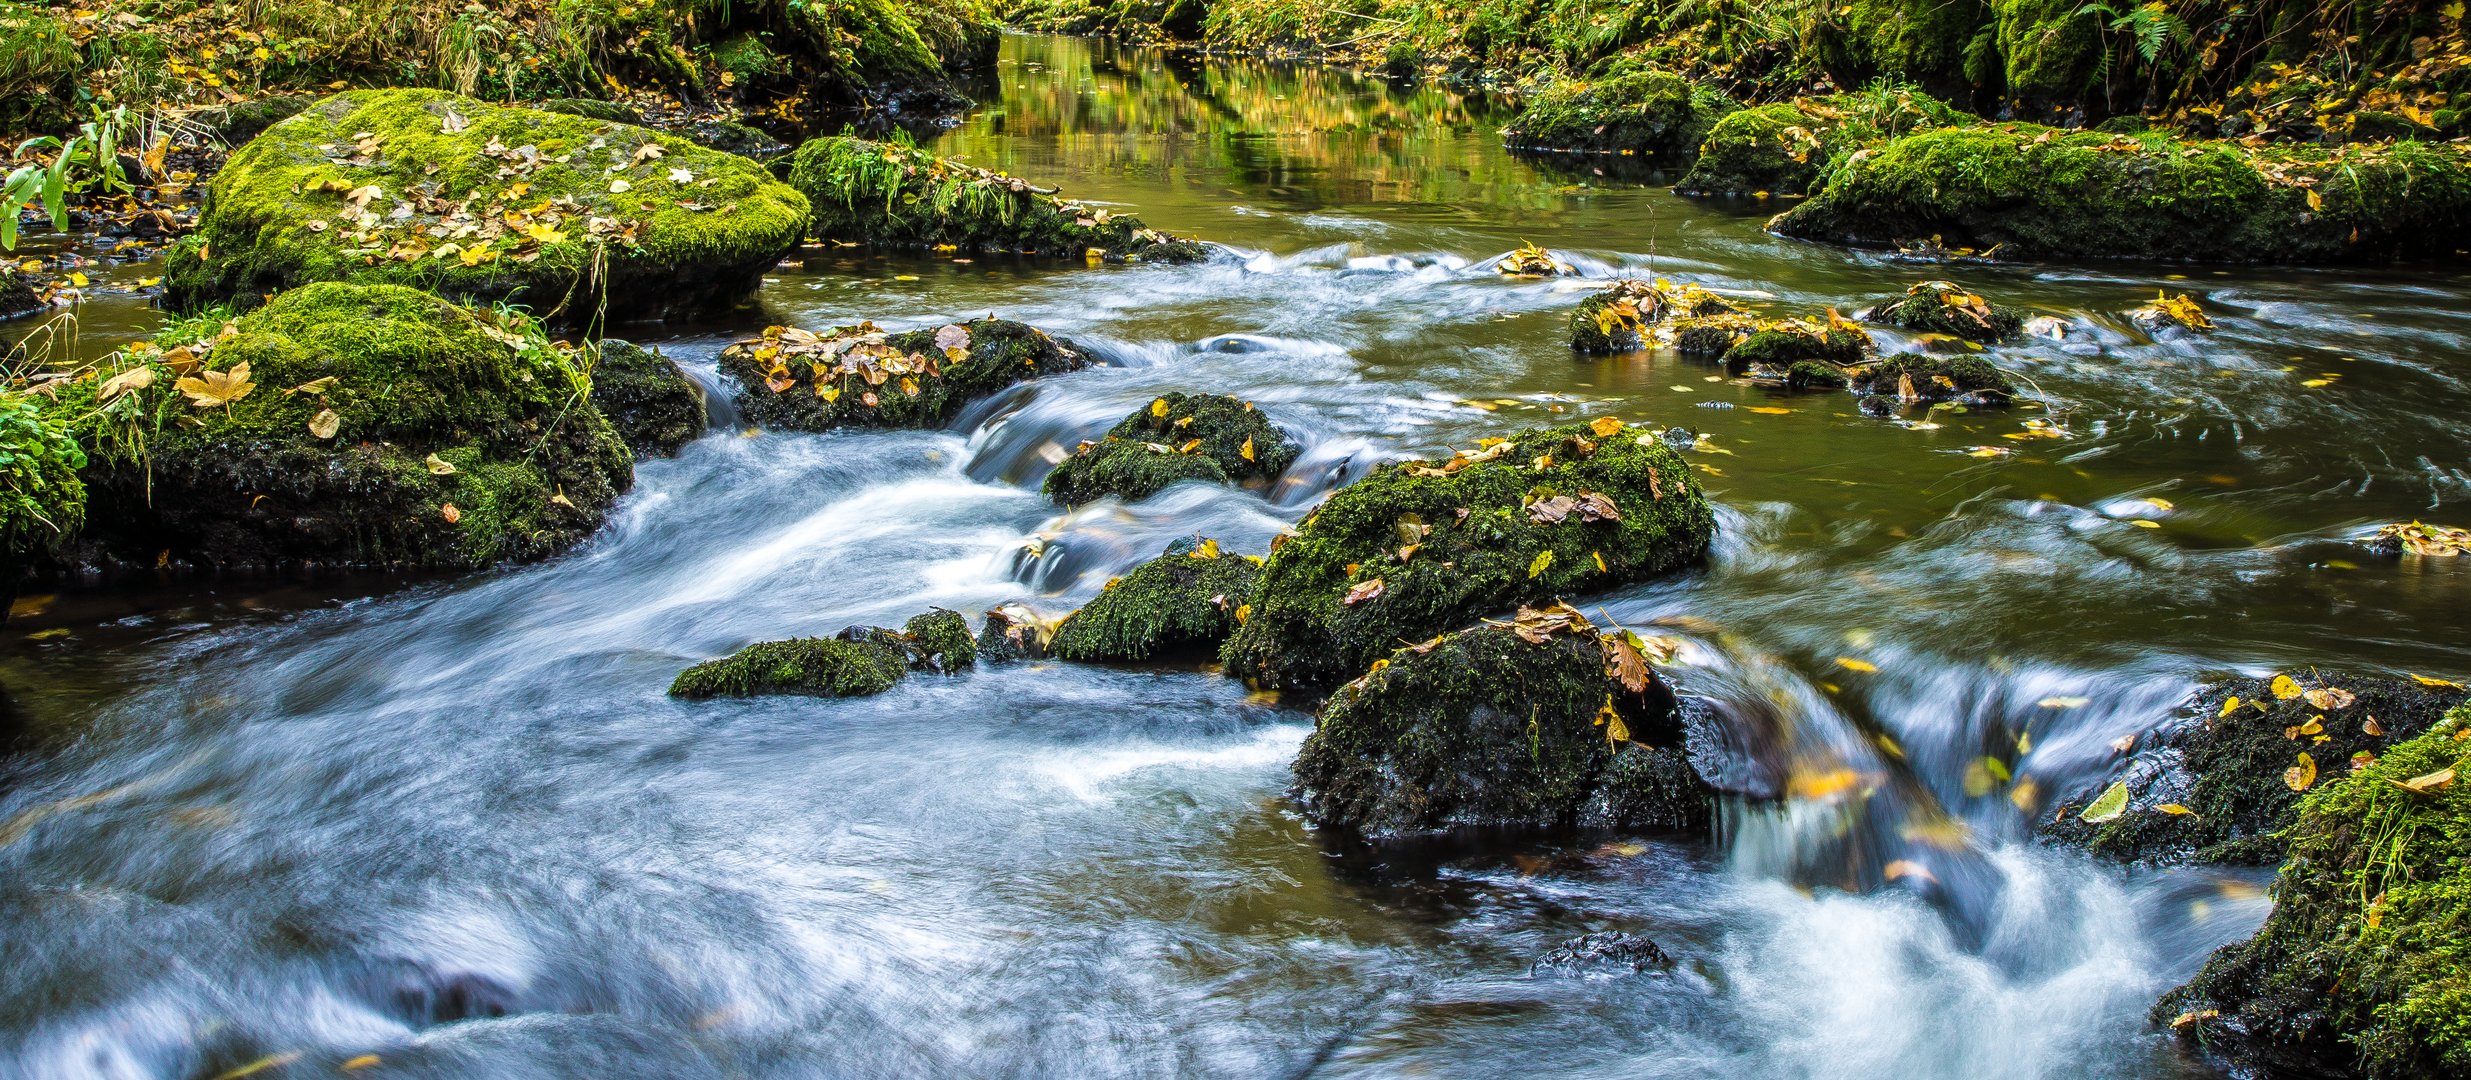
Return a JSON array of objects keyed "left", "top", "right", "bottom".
[
  {"left": 2158, "top": 803, "right": 2198, "bottom": 816},
  {"left": 2038, "top": 696, "right": 2089, "bottom": 709},
  {"left": 2080, "top": 781, "right": 2130, "bottom": 823},
  {"left": 1834, "top": 657, "right": 1878, "bottom": 674},
  {"left": 207, "top": 1051, "right": 303, "bottom": 1080},
  {"left": 1343, "top": 578, "right": 1384, "bottom": 605},
  {"left": 341, "top": 1054, "right": 382, "bottom": 1072},
  {"left": 175, "top": 361, "right": 254, "bottom": 407},
  {"left": 2304, "top": 687, "right": 2356, "bottom": 711},
  {"left": 2270, "top": 674, "right": 2304, "bottom": 700},
  {"left": 2285, "top": 751, "right": 2318, "bottom": 792},
  {"left": 1527, "top": 550, "right": 1554, "bottom": 578},
  {"left": 1746, "top": 406, "right": 1794, "bottom": 415},
  {"left": 2392, "top": 767, "right": 2457, "bottom": 794},
  {"left": 307, "top": 409, "right": 340, "bottom": 439},
  {"left": 1981, "top": 756, "right": 2012, "bottom": 783},
  {"left": 1788, "top": 767, "right": 1861, "bottom": 800},
  {"left": 1883, "top": 859, "right": 1937, "bottom": 884}
]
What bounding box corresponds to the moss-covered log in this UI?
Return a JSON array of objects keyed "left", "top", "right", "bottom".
[
  {"left": 163, "top": 89, "right": 810, "bottom": 321},
  {"left": 1501, "top": 64, "right": 1738, "bottom": 159},
  {"left": 1049, "top": 537, "right": 1262, "bottom": 662},
  {"left": 1290, "top": 610, "right": 1711, "bottom": 838},
  {"left": 1041, "top": 393, "right": 1300, "bottom": 506},
  {"left": 588, "top": 340, "right": 705, "bottom": 458},
  {"left": 717, "top": 317, "right": 1091, "bottom": 432},
  {"left": 669, "top": 608, "right": 978, "bottom": 698},
  {"left": 1221, "top": 419, "right": 1715, "bottom": 689},
  {"left": 1770, "top": 125, "right": 2471, "bottom": 263},
  {"left": 2154, "top": 697, "right": 2471, "bottom": 1078},
  {"left": 1859, "top": 280, "right": 2024, "bottom": 343},
  {"left": 785, "top": 135, "right": 1207, "bottom": 260},
  {"left": 1678, "top": 89, "right": 1971, "bottom": 198}
]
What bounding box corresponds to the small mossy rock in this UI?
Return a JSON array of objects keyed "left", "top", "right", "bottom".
[
  {"left": 62, "top": 282, "right": 631, "bottom": 573},
  {"left": 785, "top": 135, "right": 1205, "bottom": 260},
  {"left": 901, "top": 608, "right": 977, "bottom": 673},
  {"left": 975, "top": 602, "right": 1054, "bottom": 663},
  {"left": 1290, "top": 615, "right": 1711, "bottom": 838},
  {"left": 1041, "top": 393, "right": 1300, "bottom": 506},
  {"left": 1569, "top": 280, "right": 1669, "bottom": 354},
  {"left": 1678, "top": 89, "right": 1973, "bottom": 198},
  {"left": 668, "top": 636, "right": 911, "bottom": 699},
  {"left": 1719, "top": 323, "right": 1872, "bottom": 375},
  {"left": 2155, "top": 699, "right": 2471, "bottom": 1079},
  {"left": 163, "top": 89, "right": 810, "bottom": 322},
  {"left": 1221, "top": 420, "right": 1715, "bottom": 689},
  {"left": 2045, "top": 673, "right": 2463, "bottom": 867},
  {"left": 1769, "top": 125, "right": 2471, "bottom": 263},
  {"left": 717, "top": 317, "right": 1090, "bottom": 432},
  {"left": 1860, "top": 280, "right": 2024, "bottom": 343},
  {"left": 1785, "top": 361, "right": 1851, "bottom": 390},
  {"left": 1849, "top": 352, "right": 2015, "bottom": 403},
  {"left": 1049, "top": 537, "right": 1261, "bottom": 662},
  {"left": 1502, "top": 64, "right": 1739, "bottom": 158},
  {"left": 1665, "top": 313, "right": 1765, "bottom": 358},
  {"left": 588, "top": 339, "right": 704, "bottom": 458}
]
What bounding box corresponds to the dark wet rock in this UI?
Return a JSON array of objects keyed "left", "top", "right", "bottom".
[
  {"left": 587, "top": 340, "right": 704, "bottom": 458},
  {"left": 669, "top": 609, "right": 976, "bottom": 698},
  {"left": 1041, "top": 393, "right": 1300, "bottom": 506},
  {"left": 0, "top": 272, "right": 46, "bottom": 322},
  {"left": 1848, "top": 353, "right": 2016, "bottom": 405},
  {"left": 717, "top": 317, "right": 1089, "bottom": 433},
  {"left": 2044, "top": 673, "right": 2465, "bottom": 867},
  {"left": 975, "top": 602, "right": 1053, "bottom": 663},
  {"left": 1666, "top": 313, "right": 1764, "bottom": 359},
  {"left": 1859, "top": 280, "right": 2024, "bottom": 343},
  {"left": 1532, "top": 930, "right": 1675, "bottom": 975},
  {"left": 1501, "top": 64, "right": 1738, "bottom": 159},
  {"left": 1049, "top": 537, "right": 1260, "bottom": 663},
  {"left": 1290, "top": 613, "right": 1712, "bottom": 838},
  {"left": 1222, "top": 419, "right": 1714, "bottom": 690},
  {"left": 785, "top": 135, "right": 1206, "bottom": 260},
  {"left": 2127, "top": 291, "right": 2216, "bottom": 337},
  {"left": 2156, "top": 698, "right": 2471, "bottom": 1079}
]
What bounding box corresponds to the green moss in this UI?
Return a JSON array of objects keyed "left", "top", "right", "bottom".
[
  {"left": 187, "top": 95, "right": 319, "bottom": 147},
  {"left": 164, "top": 89, "right": 811, "bottom": 322},
  {"left": 785, "top": 134, "right": 1204, "bottom": 260},
  {"left": 1042, "top": 393, "right": 1300, "bottom": 506},
  {"left": 718, "top": 317, "right": 1090, "bottom": 432},
  {"left": 1679, "top": 88, "right": 1973, "bottom": 198},
  {"left": 1990, "top": 0, "right": 2100, "bottom": 110},
  {"left": 1840, "top": 0, "right": 1990, "bottom": 93},
  {"left": 535, "top": 97, "right": 644, "bottom": 125},
  {"left": 2157, "top": 699, "right": 2471, "bottom": 1078},
  {"left": 1772, "top": 124, "right": 2471, "bottom": 263},
  {"left": 1290, "top": 618, "right": 1709, "bottom": 837},
  {"left": 559, "top": 0, "right": 989, "bottom": 113},
  {"left": 1785, "top": 360, "right": 1850, "bottom": 389},
  {"left": 1050, "top": 537, "right": 1262, "bottom": 661},
  {"left": 1861, "top": 280, "right": 2024, "bottom": 342},
  {"left": 902, "top": 608, "right": 978, "bottom": 672},
  {"left": 1720, "top": 325, "right": 1872, "bottom": 374},
  {"left": 1666, "top": 313, "right": 1764, "bottom": 358},
  {"left": 588, "top": 339, "right": 705, "bottom": 458},
  {"left": 1221, "top": 419, "right": 1716, "bottom": 689},
  {"left": 0, "top": 3, "right": 79, "bottom": 129},
  {"left": 60, "top": 282, "right": 631, "bottom": 572},
  {"left": 668, "top": 636, "right": 911, "bottom": 698},
  {"left": 0, "top": 395, "right": 86, "bottom": 560},
  {"left": 1502, "top": 64, "right": 1740, "bottom": 158},
  {"left": 1849, "top": 352, "right": 2015, "bottom": 400}
]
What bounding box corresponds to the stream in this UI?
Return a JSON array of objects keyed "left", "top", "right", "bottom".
[{"left": 5, "top": 33, "right": 2471, "bottom": 1079}]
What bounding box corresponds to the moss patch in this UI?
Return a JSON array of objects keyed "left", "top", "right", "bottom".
[
  {"left": 1838, "top": 0, "right": 1990, "bottom": 96},
  {"left": 717, "top": 317, "right": 1090, "bottom": 432},
  {"left": 164, "top": 89, "right": 810, "bottom": 322},
  {"left": 2156, "top": 698, "right": 2471, "bottom": 1078},
  {"left": 1719, "top": 323, "right": 1872, "bottom": 374},
  {"left": 1569, "top": 280, "right": 1669, "bottom": 354},
  {"left": 588, "top": 339, "right": 704, "bottom": 458},
  {"left": 0, "top": 395, "right": 86, "bottom": 561},
  {"left": 1860, "top": 280, "right": 2024, "bottom": 343},
  {"left": 1049, "top": 536, "right": 1261, "bottom": 662},
  {"left": 1849, "top": 352, "right": 2015, "bottom": 402},
  {"left": 669, "top": 607, "right": 979, "bottom": 698},
  {"left": 785, "top": 134, "right": 1206, "bottom": 260},
  {"left": 1041, "top": 393, "right": 1300, "bottom": 506},
  {"left": 1678, "top": 88, "right": 1973, "bottom": 198},
  {"left": 1502, "top": 64, "right": 1740, "bottom": 158},
  {"left": 1221, "top": 419, "right": 1715, "bottom": 689}
]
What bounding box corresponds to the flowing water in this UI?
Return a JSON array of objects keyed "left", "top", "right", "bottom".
[{"left": 6, "top": 33, "right": 2471, "bottom": 1080}]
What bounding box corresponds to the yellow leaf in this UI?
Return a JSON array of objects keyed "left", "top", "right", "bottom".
[
  {"left": 1834, "top": 657, "right": 1878, "bottom": 674},
  {"left": 2305, "top": 188, "right": 2324, "bottom": 211},
  {"left": 2270, "top": 674, "right": 2303, "bottom": 700},
  {"left": 1239, "top": 437, "right": 1255, "bottom": 462},
  {"left": 459, "top": 240, "right": 496, "bottom": 266},
  {"left": 96, "top": 366, "right": 156, "bottom": 403},
  {"left": 2393, "top": 767, "right": 2457, "bottom": 794},
  {"left": 1746, "top": 406, "right": 1794, "bottom": 415},
  {"left": 341, "top": 1055, "right": 381, "bottom": 1071},
  {"left": 2410, "top": 673, "right": 2465, "bottom": 689},
  {"left": 1188, "top": 539, "right": 1221, "bottom": 559},
  {"left": 1592, "top": 550, "right": 1607, "bottom": 572},
  {"left": 67, "top": 271, "right": 88, "bottom": 287},
  {"left": 2158, "top": 803, "right": 2197, "bottom": 816},
  {"left": 1883, "top": 859, "right": 1937, "bottom": 884},
  {"left": 173, "top": 361, "right": 255, "bottom": 407},
  {"left": 1589, "top": 416, "right": 1625, "bottom": 437},
  {"left": 2285, "top": 751, "right": 2317, "bottom": 792},
  {"left": 307, "top": 408, "right": 340, "bottom": 439},
  {"left": 2218, "top": 696, "right": 2241, "bottom": 718},
  {"left": 425, "top": 453, "right": 457, "bottom": 475},
  {"left": 2080, "top": 780, "right": 2130, "bottom": 823},
  {"left": 1233, "top": 603, "right": 1251, "bottom": 625},
  {"left": 524, "top": 222, "right": 567, "bottom": 245},
  {"left": 1150, "top": 397, "right": 1170, "bottom": 418},
  {"left": 899, "top": 376, "right": 920, "bottom": 396},
  {"left": 441, "top": 502, "right": 462, "bottom": 524},
  {"left": 1527, "top": 550, "right": 1553, "bottom": 578},
  {"left": 1594, "top": 696, "right": 1631, "bottom": 746},
  {"left": 1788, "top": 768, "right": 1861, "bottom": 800},
  {"left": 2038, "top": 696, "right": 2089, "bottom": 709}
]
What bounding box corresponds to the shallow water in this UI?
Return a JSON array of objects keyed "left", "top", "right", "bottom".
[{"left": 4, "top": 33, "right": 2470, "bottom": 1080}]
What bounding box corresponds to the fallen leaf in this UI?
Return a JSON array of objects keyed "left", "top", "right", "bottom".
[
  {"left": 425, "top": 453, "right": 456, "bottom": 475},
  {"left": 1593, "top": 697, "right": 1631, "bottom": 746},
  {"left": 2218, "top": 696, "right": 2241, "bottom": 719},
  {"left": 1239, "top": 437, "right": 1256, "bottom": 462},
  {"left": 96, "top": 366, "right": 156, "bottom": 403},
  {"left": 1527, "top": 550, "right": 1554, "bottom": 578},
  {"left": 1344, "top": 578, "right": 1384, "bottom": 605},
  {"left": 2081, "top": 780, "right": 2130, "bottom": 823},
  {"left": 1883, "top": 859, "right": 1937, "bottom": 884},
  {"left": 2158, "top": 803, "right": 2198, "bottom": 816},
  {"left": 2286, "top": 751, "right": 2318, "bottom": 792},
  {"left": 2304, "top": 687, "right": 2356, "bottom": 711},
  {"left": 1590, "top": 416, "right": 1624, "bottom": 437},
  {"left": 174, "top": 361, "right": 255, "bottom": 407},
  {"left": 441, "top": 503, "right": 462, "bottom": 524},
  {"left": 1834, "top": 657, "right": 1878, "bottom": 674},
  {"left": 2393, "top": 767, "right": 2457, "bottom": 794},
  {"left": 2270, "top": 674, "right": 2304, "bottom": 700},
  {"left": 2038, "top": 696, "right": 2090, "bottom": 709},
  {"left": 2410, "top": 673, "right": 2465, "bottom": 689},
  {"left": 307, "top": 409, "right": 340, "bottom": 438}
]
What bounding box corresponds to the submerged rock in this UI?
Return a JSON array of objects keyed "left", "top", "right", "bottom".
[
  {"left": 1290, "top": 609, "right": 1712, "bottom": 838},
  {"left": 2044, "top": 673, "right": 2464, "bottom": 867},
  {"left": 163, "top": 89, "right": 810, "bottom": 322},
  {"left": 975, "top": 602, "right": 1055, "bottom": 663},
  {"left": 2127, "top": 290, "right": 2216, "bottom": 336},
  {"left": 1221, "top": 419, "right": 1715, "bottom": 689},
  {"left": 1041, "top": 393, "right": 1299, "bottom": 506},
  {"left": 2155, "top": 698, "right": 2471, "bottom": 1079},
  {"left": 1532, "top": 930, "right": 1675, "bottom": 975},
  {"left": 588, "top": 340, "right": 705, "bottom": 458},
  {"left": 1848, "top": 353, "right": 2016, "bottom": 406},
  {"left": 1769, "top": 126, "right": 2471, "bottom": 263},
  {"left": 784, "top": 135, "right": 1205, "bottom": 260},
  {"left": 669, "top": 609, "right": 978, "bottom": 698},
  {"left": 49, "top": 282, "right": 631, "bottom": 574},
  {"left": 717, "top": 318, "right": 1089, "bottom": 432},
  {"left": 1859, "top": 280, "right": 2024, "bottom": 343},
  {"left": 1677, "top": 89, "right": 1971, "bottom": 198},
  {"left": 1501, "top": 64, "right": 1737, "bottom": 159},
  {"left": 1049, "top": 537, "right": 1261, "bottom": 662}
]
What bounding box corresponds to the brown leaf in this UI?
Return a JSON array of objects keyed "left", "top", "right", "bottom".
[
  {"left": 1603, "top": 634, "right": 1651, "bottom": 693},
  {"left": 2303, "top": 687, "right": 2356, "bottom": 711},
  {"left": 441, "top": 503, "right": 462, "bottom": 524},
  {"left": 1574, "top": 491, "right": 1621, "bottom": 522},
  {"left": 174, "top": 361, "right": 255, "bottom": 407},
  {"left": 1526, "top": 494, "right": 1576, "bottom": 524},
  {"left": 1344, "top": 578, "right": 1385, "bottom": 605},
  {"left": 2392, "top": 767, "right": 2457, "bottom": 794},
  {"left": 307, "top": 409, "right": 340, "bottom": 439}
]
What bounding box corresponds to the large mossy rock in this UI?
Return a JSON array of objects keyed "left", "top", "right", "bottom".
[
  {"left": 2045, "top": 673, "right": 2464, "bottom": 867},
  {"left": 1848, "top": 353, "right": 2016, "bottom": 403},
  {"left": 716, "top": 317, "right": 1089, "bottom": 432},
  {"left": 1048, "top": 537, "right": 1261, "bottom": 662},
  {"left": 1677, "top": 89, "right": 1972, "bottom": 198},
  {"left": 588, "top": 340, "right": 705, "bottom": 458},
  {"left": 1290, "top": 610, "right": 1712, "bottom": 838},
  {"left": 1769, "top": 126, "right": 2471, "bottom": 262},
  {"left": 785, "top": 135, "right": 1206, "bottom": 260},
  {"left": 61, "top": 283, "right": 632, "bottom": 573},
  {"left": 2154, "top": 699, "right": 2471, "bottom": 1078},
  {"left": 1501, "top": 65, "right": 1739, "bottom": 159},
  {"left": 669, "top": 609, "right": 977, "bottom": 698},
  {"left": 163, "top": 89, "right": 810, "bottom": 321},
  {"left": 1041, "top": 393, "right": 1300, "bottom": 506},
  {"left": 1859, "top": 280, "right": 2024, "bottom": 343},
  {"left": 1221, "top": 419, "right": 1715, "bottom": 689}
]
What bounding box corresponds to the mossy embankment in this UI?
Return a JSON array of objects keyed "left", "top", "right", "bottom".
[
  {"left": 1041, "top": 393, "right": 1298, "bottom": 506},
  {"left": 1500, "top": 63, "right": 1736, "bottom": 160},
  {"left": 163, "top": 89, "right": 810, "bottom": 321},
  {"left": 670, "top": 609, "right": 979, "bottom": 698},
  {"left": 1678, "top": 87, "right": 1972, "bottom": 197},
  {"left": 1221, "top": 418, "right": 1715, "bottom": 689},
  {"left": 1047, "top": 536, "right": 1261, "bottom": 662},
  {"left": 717, "top": 317, "right": 1090, "bottom": 432},
  {"left": 785, "top": 134, "right": 1207, "bottom": 259}
]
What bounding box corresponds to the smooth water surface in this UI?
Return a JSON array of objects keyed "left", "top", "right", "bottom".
[{"left": 4, "top": 33, "right": 2470, "bottom": 1080}]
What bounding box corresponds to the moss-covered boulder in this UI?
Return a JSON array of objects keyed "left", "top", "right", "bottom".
[
  {"left": 1769, "top": 126, "right": 2471, "bottom": 263},
  {"left": 1718, "top": 321, "right": 1873, "bottom": 375},
  {"left": 785, "top": 135, "right": 1206, "bottom": 260},
  {"left": 1665, "top": 313, "right": 1766, "bottom": 359},
  {"left": 1677, "top": 89, "right": 1972, "bottom": 198},
  {"left": 566, "top": 0, "right": 994, "bottom": 116},
  {"left": 1990, "top": 0, "right": 2102, "bottom": 114},
  {"left": 1290, "top": 608, "right": 1711, "bottom": 838},
  {"left": 1041, "top": 393, "right": 1300, "bottom": 506},
  {"left": 53, "top": 283, "right": 631, "bottom": 573},
  {"left": 1860, "top": 280, "right": 2024, "bottom": 343},
  {"left": 669, "top": 608, "right": 978, "bottom": 698},
  {"left": 1848, "top": 352, "right": 2015, "bottom": 404},
  {"left": 163, "top": 89, "right": 811, "bottom": 321},
  {"left": 1221, "top": 419, "right": 1715, "bottom": 689},
  {"left": 2154, "top": 698, "right": 2471, "bottom": 1078},
  {"left": 717, "top": 317, "right": 1089, "bottom": 432},
  {"left": 588, "top": 340, "right": 704, "bottom": 458},
  {"left": 2045, "top": 673, "right": 2464, "bottom": 867},
  {"left": 1569, "top": 280, "right": 1669, "bottom": 354},
  {"left": 1501, "top": 65, "right": 1739, "bottom": 159},
  {"left": 975, "top": 602, "right": 1054, "bottom": 663},
  {"left": 1049, "top": 537, "right": 1261, "bottom": 662}
]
